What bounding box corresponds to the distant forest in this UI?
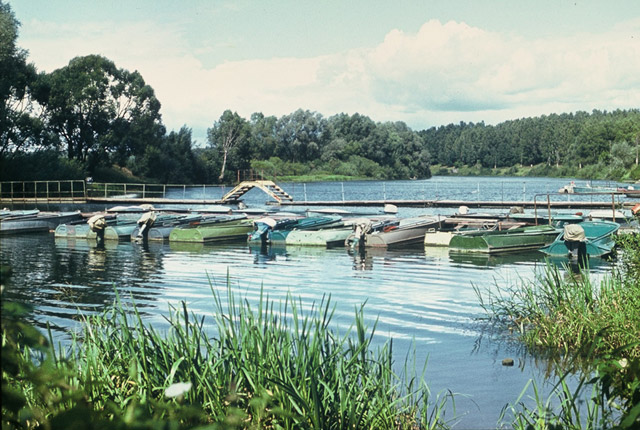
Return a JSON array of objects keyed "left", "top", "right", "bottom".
[{"left": 2, "top": 3, "right": 639, "bottom": 184}]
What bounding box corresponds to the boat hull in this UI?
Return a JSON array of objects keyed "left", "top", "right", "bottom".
[
  {"left": 1, "top": 211, "right": 82, "bottom": 235},
  {"left": 285, "top": 226, "right": 353, "bottom": 247},
  {"left": 539, "top": 220, "right": 619, "bottom": 258},
  {"left": 449, "top": 225, "right": 559, "bottom": 254},
  {"left": 349, "top": 216, "right": 442, "bottom": 248},
  {"left": 169, "top": 218, "right": 253, "bottom": 243}
]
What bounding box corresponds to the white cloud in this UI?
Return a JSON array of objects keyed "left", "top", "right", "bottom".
[{"left": 18, "top": 16, "right": 640, "bottom": 142}]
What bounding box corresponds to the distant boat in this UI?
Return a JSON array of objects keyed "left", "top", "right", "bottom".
[
  {"left": 1, "top": 210, "right": 82, "bottom": 235},
  {"left": 448, "top": 224, "right": 559, "bottom": 254},
  {"left": 558, "top": 181, "right": 618, "bottom": 194},
  {"left": 539, "top": 221, "right": 619, "bottom": 258}
]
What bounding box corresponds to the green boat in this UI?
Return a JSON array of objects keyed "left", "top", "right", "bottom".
[
  {"left": 169, "top": 215, "right": 254, "bottom": 243},
  {"left": 539, "top": 220, "right": 619, "bottom": 258},
  {"left": 285, "top": 225, "right": 354, "bottom": 247},
  {"left": 449, "top": 224, "right": 559, "bottom": 254}
]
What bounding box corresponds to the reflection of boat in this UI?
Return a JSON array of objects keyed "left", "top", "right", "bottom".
[
  {"left": 449, "top": 251, "right": 546, "bottom": 267},
  {"left": 539, "top": 221, "right": 619, "bottom": 258},
  {"left": 169, "top": 215, "right": 254, "bottom": 243},
  {"left": 1, "top": 210, "right": 82, "bottom": 235},
  {"left": 346, "top": 215, "right": 442, "bottom": 248},
  {"left": 449, "top": 225, "right": 559, "bottom": 254}
]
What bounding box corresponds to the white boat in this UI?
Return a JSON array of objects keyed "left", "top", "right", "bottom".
[
  {"left": 346, "top": 215, "right": 442, "bottom": 248},
  {"left": 1, "top": 210, "right": 82, "bottom": 235}
]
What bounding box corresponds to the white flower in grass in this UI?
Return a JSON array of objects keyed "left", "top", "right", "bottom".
[{"left": 165, "top": 382, "right": 192, "bottom": 398}]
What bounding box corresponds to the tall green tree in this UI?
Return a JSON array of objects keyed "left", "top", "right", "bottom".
[
  {"left": 41, "top": 55, "right": 164, "bottom": 169},
  {"left": 207, "top": 110, "right": 251, "bottom": 182},
  {"left": 0, "top": 2, "right": 47, "bottom": 158}
]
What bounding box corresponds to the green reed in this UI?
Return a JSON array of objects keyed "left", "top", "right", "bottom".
[
  {"left": 39, "top": 282, "right": 452, "bottom": 429},
  {"left": 475, "top": 263, "right": 640, "bottom": 358},
  {"left": 475, "top": 240, "right": 640, "bottom": 429}
]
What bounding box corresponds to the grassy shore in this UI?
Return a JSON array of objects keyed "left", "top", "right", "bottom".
[{"left": 475, "top": 234, "right": 640, "bottom": 429}]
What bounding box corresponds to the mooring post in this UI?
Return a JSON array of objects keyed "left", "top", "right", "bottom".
[
  {"left": 304, "top": 183, "right": 307, "bottom": 202},
  {"left": 342, "top": 182, "right": 345, "bottom": 202}
]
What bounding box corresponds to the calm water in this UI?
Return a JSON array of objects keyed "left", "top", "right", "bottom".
[{"left": 1, "top": 176, "right": 624, "bottom": 428}]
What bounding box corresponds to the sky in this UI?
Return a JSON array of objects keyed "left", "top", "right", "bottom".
[{"left": 8, "top": 0, "right": 640, "bottom": 145}]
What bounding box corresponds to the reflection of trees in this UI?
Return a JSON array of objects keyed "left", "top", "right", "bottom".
[{"left": 1, "top": 236, "right": 167, "bottom": 334}]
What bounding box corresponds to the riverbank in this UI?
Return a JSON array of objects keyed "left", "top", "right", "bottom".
[{"left": 432, "top": 162, "right": 640, "bottom": 183}]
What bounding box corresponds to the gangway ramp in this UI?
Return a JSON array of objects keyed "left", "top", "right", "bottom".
[{"left": 220, "top": 180, "right": 293, "bottom": 203}]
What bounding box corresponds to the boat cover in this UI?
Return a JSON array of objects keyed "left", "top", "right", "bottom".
[{"left": 564, "top": 224, "right": 586, "bottom": 242}]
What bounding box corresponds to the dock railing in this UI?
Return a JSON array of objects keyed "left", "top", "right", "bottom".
[
  {"left": 0, "top": 180, "right": 86, "bottom": 203},
  {"left": 533, "top": 191, "right": 623, "bottom": 224},
  {"left": 85, "top": 182, "right": 226, "bottom": 201}
]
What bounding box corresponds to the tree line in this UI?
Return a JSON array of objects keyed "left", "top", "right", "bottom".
[{"left": 2, "top": 2, "right": 639, "bottom": 184}]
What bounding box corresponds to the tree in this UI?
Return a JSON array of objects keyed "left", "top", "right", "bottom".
[
  {"left": 0, "top": 2, "right": 47, "bottom": 158},
  {"left": 207, "top": 110, "right": 250, "bottom": 182},
  {"left": 41, "top": 55, "right": 164, "bottom": 169}
]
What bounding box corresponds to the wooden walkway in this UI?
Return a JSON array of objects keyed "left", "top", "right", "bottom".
[{"left": 273, "top": 199, "right": 637, "bottom": 210}]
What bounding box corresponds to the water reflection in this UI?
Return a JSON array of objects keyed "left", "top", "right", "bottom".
[
  {"left": 448, "top": 250, "right": 547, "bottom": 268},
  {"left": 0, "top": 230, "right": 618, "bottom": 430}
]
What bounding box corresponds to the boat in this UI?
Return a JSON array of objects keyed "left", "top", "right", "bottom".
[
  {"left": 85, "top": 214, "right": 139, "bottom": 241},
  {"left": 539, "top": 220, "right": 620, "bottom": 258},
  {"left": 0, "top": 209, "right": 40, "bottom": 220},
  {"left": 506, "top": 212, "right": 584, "bottom": 228},
  {"left": 169, "top": 214, "right": 254, "bottom": 243},
  {"left": 558, "top": 181, "right": 619, "bottom": 194},
  {"left": 285, "top": 225, "right": 354, "bottom": 247},
  {"left": 248, "top": 215, "right": 343, "bottom": 245},
  {"left": 586, "top": 209, "right": 628, "bottom": 223},
  {"left": 131, "top": 214, "right": 203, "bottom": 241},
  {"left": 346, "top": 215, "right": 442, "bottom": 248},
  {"left": 1, "top": 210, "right": 82, "bottom": 235},
  {"left": 448, "top": 224, "right": 560, "bottom": 254}
]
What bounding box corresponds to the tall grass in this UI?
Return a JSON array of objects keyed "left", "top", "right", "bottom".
[
  {"left": 24, "top": 283, "right": 451, "bottom": 429},
  {"left": 475, "top": 263, "right": 640, "bottom": 359},
  {"left": 474, "top": 235, "right": 640, "bottom": 429}
]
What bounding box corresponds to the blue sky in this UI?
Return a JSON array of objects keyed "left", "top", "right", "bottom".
[{"left": 9, "top": 0, "right": 640, "bottom": 144}]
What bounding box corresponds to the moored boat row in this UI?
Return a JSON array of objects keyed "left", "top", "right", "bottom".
[{"left": 5, "top": 203, "right": 637, "bottom": 262}]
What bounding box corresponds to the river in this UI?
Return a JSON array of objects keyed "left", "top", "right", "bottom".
[{"left": 0, "top": 176, "right": 627, "bottom": 428}]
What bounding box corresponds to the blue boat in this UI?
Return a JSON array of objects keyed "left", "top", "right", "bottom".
[
  {"left": 248, "top": 215, "right": 343, "bottom": 245},
  {"left": 539, "top": 220, "right": 619, "bottom": 258}
]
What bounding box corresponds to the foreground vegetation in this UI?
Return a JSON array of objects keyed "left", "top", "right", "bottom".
[
  {"left": 2, "top": 284, "right": 451, "bottom": 429},
  {"left": 476, "top": 234, "right": 640, "bottom": 429}
]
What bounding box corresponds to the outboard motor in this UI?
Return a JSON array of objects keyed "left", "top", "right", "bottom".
[
  {"left": 88, "top": 214, "right": 107, "bottom": 244},
  {"left": 563, "top": 223, "right": 587, "bottom": 267},
  {"left": 136, "top": 211, "right": 157, "bottom": 241},
  {"left": 347, "top": 220, "right": 372, "bottom": 249}
]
